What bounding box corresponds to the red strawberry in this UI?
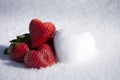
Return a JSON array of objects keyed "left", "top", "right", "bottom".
[
  {"left": 10, "top": 43, "right": 29, "bottom": 62},
  {"left": 29, "top": 19, "right": 56, "bottom": 49},
  {"left": 43, "top": 22, "right": 56, "bottom": 35},
  {"left": 4, "top": 34, "right": 30, "bottom": 62},
  {"left": 24, "top": 44, "right": 56, "bottom": 68}
]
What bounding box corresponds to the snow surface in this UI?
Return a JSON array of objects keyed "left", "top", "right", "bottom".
[
  {"left": 0, "top": 0, "right": 120, "bottom": 80},
  {"left": 54, "top": 30, "right": 96, "bottom": 63}
]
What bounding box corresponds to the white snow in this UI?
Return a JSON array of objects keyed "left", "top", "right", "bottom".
[
  {"left": 0, "top": 0, "right": 120, "bottom": 80},
  {"left": 54, "top": 30, "right": 96, "bottom": 64}
]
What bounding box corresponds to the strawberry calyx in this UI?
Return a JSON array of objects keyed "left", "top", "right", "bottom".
[{"left": 4, "top": 33, "right": 30, "bottom": 55}]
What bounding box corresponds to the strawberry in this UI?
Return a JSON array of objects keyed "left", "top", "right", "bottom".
[
  {"left": 10, "top": 43, "right": 29, "bottom": 62},
  {"left": 29, "top": 19, "right": 56, "bottom": 49},
  {"left": 4, "top": 34, "right": 30, "bottom": 62},
  {"left": 43, "top": 22, "right": 56, "bottom": 35},
  {"left": 24, "top": 44, "right": 56, "bottom": 68}
]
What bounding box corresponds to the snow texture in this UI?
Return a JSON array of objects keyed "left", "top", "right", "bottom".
[
  {"left": 54, "top": 30, "right": 96, "bottom": 64},
  {"left": 0, "top": 0, "right": 120, "bottom": 80}
]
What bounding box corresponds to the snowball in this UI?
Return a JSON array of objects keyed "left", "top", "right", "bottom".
[{"left": 54, "top": 30, "right": 96, "bottom": 64}]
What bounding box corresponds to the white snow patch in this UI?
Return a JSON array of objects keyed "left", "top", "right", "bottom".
[{"left": 54, "top": 30, "right": 96, "bottom": 64}]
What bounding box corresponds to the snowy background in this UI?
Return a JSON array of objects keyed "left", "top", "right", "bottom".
[{"left": 0, "top": 0, "right": 120, "bottom": 80}]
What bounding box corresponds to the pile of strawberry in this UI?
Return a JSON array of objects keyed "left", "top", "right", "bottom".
[{"left": 4, "top": 19, "right": 56, "bottom": 68}]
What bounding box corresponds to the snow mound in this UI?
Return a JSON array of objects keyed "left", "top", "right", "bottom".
[{"left": 54, "top": 29, "right": 96, "bottom": 64}]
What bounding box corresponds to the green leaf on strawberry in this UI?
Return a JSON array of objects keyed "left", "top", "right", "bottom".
[
  {"left": 4, "top": 44, "right": 15, "bottom": 55},
  {"left": 10, "top": 33, "right": 30, "bottom": 43}
]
